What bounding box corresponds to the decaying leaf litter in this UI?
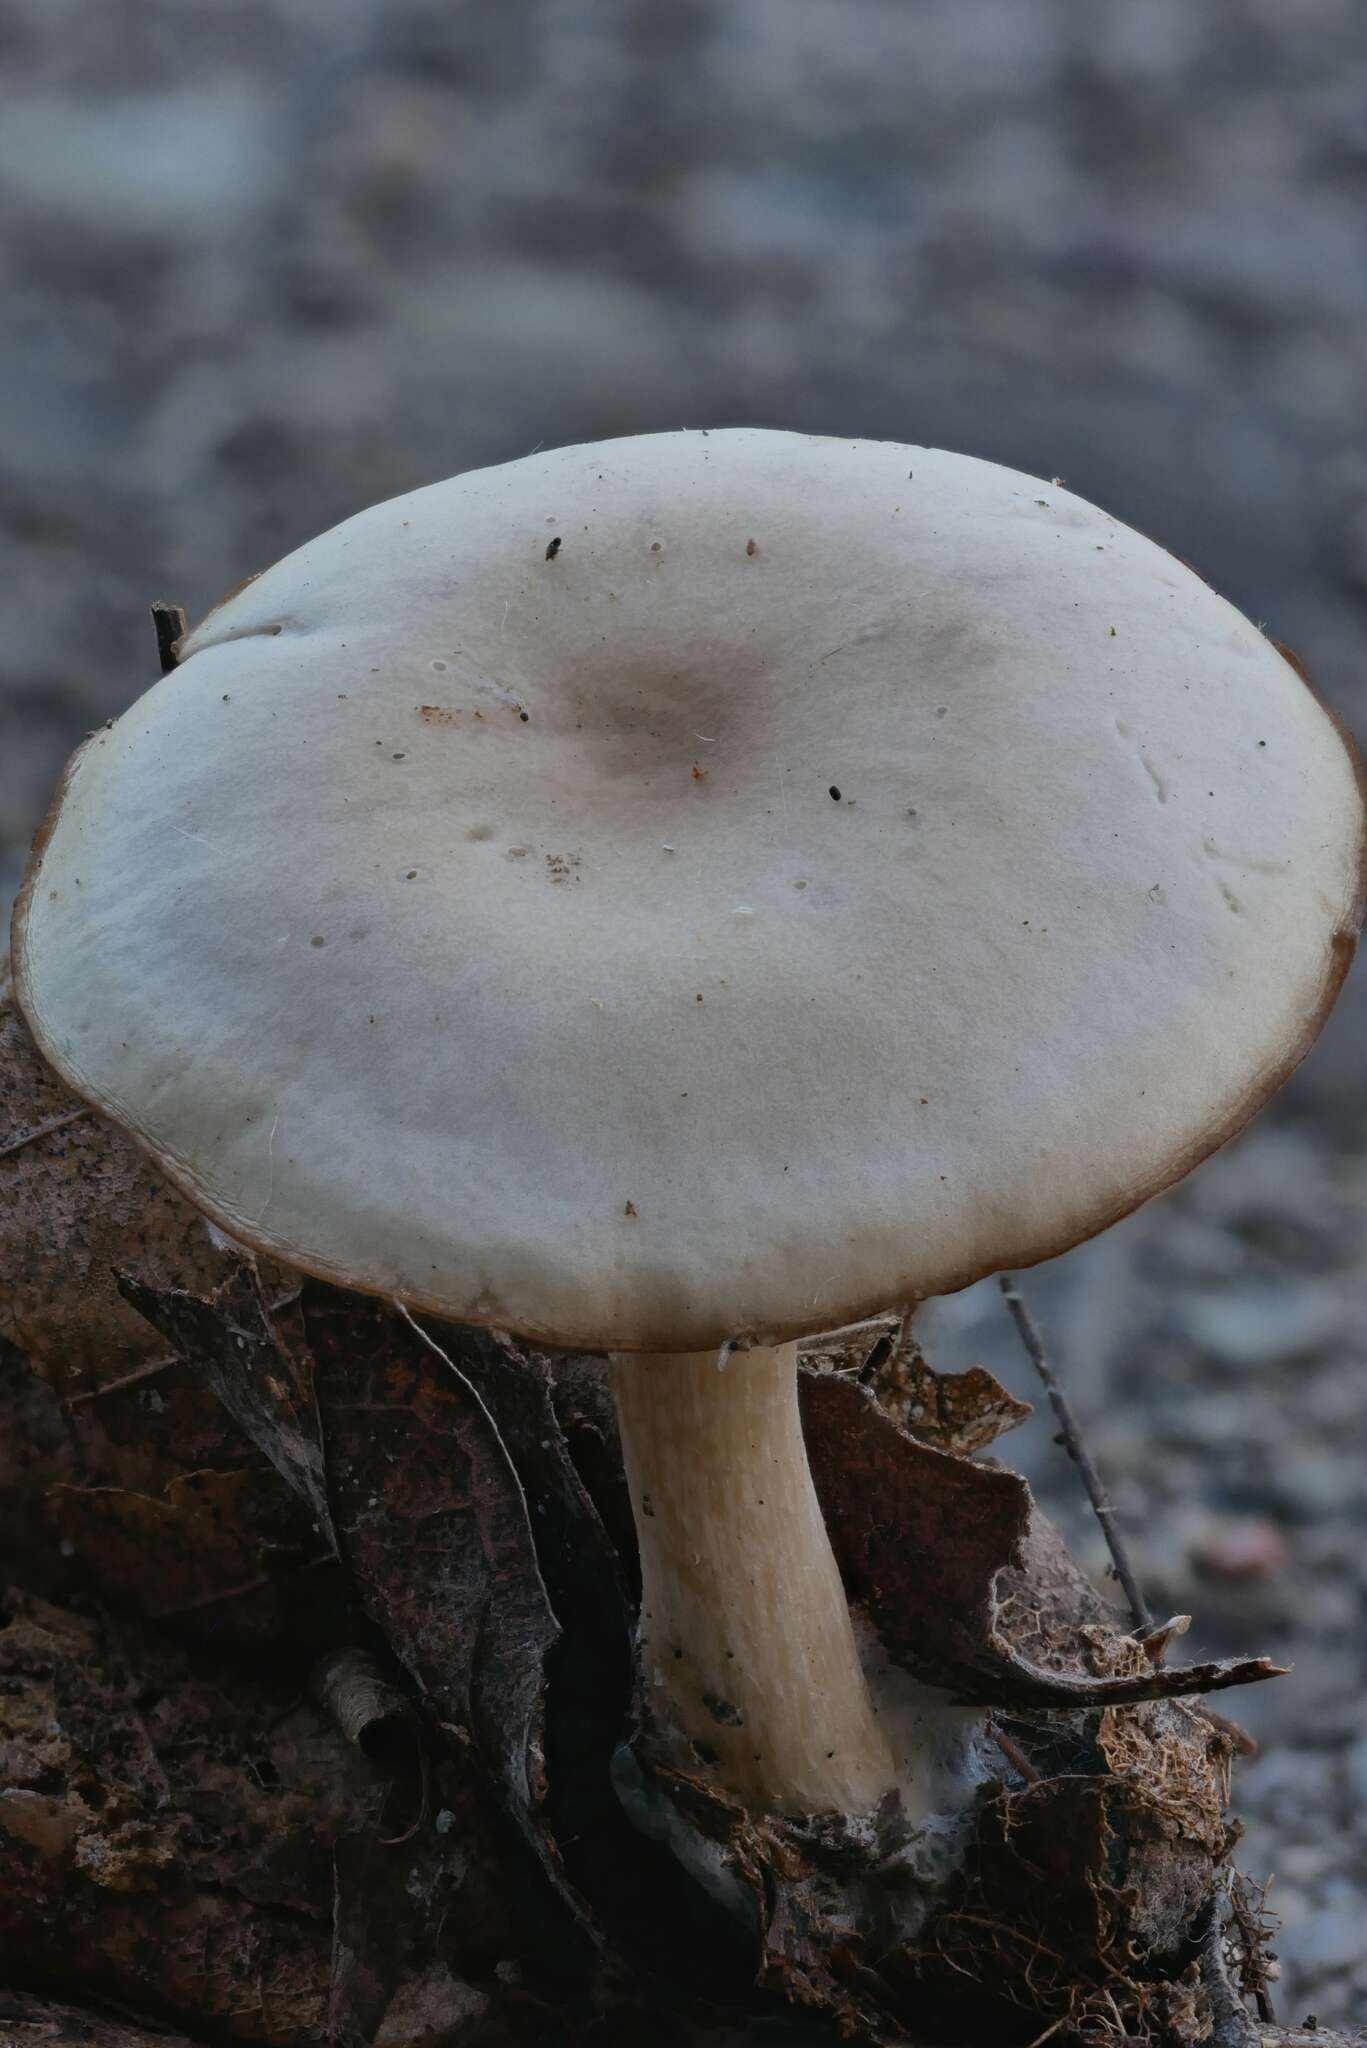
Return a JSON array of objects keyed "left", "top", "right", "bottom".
[{"left": 4, "top": 980, "right": 1356, "bottom": 2048}]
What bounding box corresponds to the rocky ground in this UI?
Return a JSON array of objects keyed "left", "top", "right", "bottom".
[
  {"left": 2, "top": 0, "right": 1365, "bottom": 2029},
  {"left": 927, "top": 1122, "right": 1367, "bottom": 2027}
]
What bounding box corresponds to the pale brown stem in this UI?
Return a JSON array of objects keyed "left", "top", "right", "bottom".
[{"left": 610, "top": 1342, "right": 898, "bottom": 1813}]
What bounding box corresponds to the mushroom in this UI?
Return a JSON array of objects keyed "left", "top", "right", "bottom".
[{"left": 13, "top": 430, "right": 1365, "bottom": 1815}]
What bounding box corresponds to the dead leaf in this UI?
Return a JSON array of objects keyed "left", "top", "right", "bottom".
[
  {"left": 865, "top": 1346, "right": 1032, "bottom": 1456},
  {"left": 803, "top": 1320, "right": 1032, "bottom": 1455},
  {"left": 421, "top": 1321, "right": 740, "bottom": 1979},
  {"left": 0, "top": 985, "right": 229, "bottom": 1394},
  {"left": 0, "top": 1993, "right": 207, "bottom": 2047},
  {"left": 301, "top": 1288, "right": 558, "bottom": 1802},
  {"left": 801, "top": 1368, "right": 1283, "bottom": 1710},
  {"left": 118, "top": 1266, "right": 333, "bottom": 1538},
  {"left": 47, "top": 1467, "right": 320, "bottom": 1630},
  {"left": 0, "top": 1585, "right": 564, "bottom": 2046}
]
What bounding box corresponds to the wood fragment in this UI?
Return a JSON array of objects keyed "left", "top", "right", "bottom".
[
  {"left": 991, "top": 1722, "right": 1041, "bottom": 1784},
  {"left": 151, "top": 600, "right": 187, "bottom": 675}
]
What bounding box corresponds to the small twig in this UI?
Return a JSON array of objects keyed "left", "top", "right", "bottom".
[
  {"left": 67, "top": 1353, "right": 181, "bottom": 1406},
  {"left": 997, "top": 1274, "right": 1152, "bottom": 1633},
  {"left": 990, "top": 1722, "right": 1041, "bottom": 1784},
  {"left": 0, "top": 1105, "right": 93, "bottom": 1160}
]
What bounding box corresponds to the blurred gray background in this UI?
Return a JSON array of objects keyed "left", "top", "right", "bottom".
[{"left": 2, "top": 0, "right": 1365, "bottom": 2023}]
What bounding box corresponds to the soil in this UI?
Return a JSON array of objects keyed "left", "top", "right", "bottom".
[{"left": 2, "top": 0, "right": 1366, "bottom": 2031}]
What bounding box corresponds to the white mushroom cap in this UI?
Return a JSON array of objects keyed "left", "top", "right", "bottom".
[{"left": 13, "top": 431, "right": 1365, "bottom": 1350}]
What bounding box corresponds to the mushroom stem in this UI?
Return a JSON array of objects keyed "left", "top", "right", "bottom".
[{"left": 609, "top": 1342, "right": 898, "bottom": 1813}]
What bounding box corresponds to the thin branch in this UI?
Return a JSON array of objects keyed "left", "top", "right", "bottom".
[
  {"left": 997, "top": 1274, "right": 1152, "bottom": 1633},
  {"left": 67, "top": 1353, "right": 182, "bottom": 1406},
  {"left": 990, "top": 1722, "right": 1041, "bottom": 1784},
  {"left": 0, "top": 1105, "right": 93, "bottom": 1159}
]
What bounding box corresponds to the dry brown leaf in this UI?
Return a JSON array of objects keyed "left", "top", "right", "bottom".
[
  {"left": 117, "top": 1265, "right": 333, "bottom": 1535},
  {"left": 0, "top": 1993, "right": 207, "bottom": 2046},
  {"left": 801, "top": 1367, "right": 1283, "bottom": 1710},
  {"left": 0, "top": 981, "right": 230, "bottom": 1395},
  {"left": 47, "top": 1466, "right": 322, "bottom": 1629},
  {"left": 0, "top": 1588, "right": 552, "bottom": 2048}
]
